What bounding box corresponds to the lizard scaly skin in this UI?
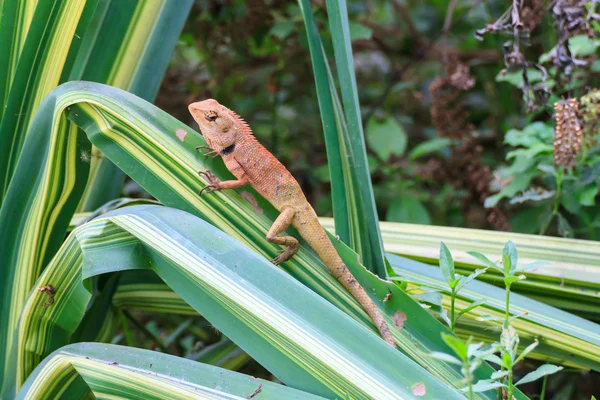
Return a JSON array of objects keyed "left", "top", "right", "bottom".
[{"left": 189, "top": 99, "right": 395, "bottom": 347}]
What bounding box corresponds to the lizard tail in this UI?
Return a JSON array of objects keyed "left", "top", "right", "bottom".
[{"left": 293, "top": 208, "right": 396, "bottom": 348}]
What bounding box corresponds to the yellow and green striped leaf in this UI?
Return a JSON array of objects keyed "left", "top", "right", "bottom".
[
  {"left": 0, "top": 0, "right": 191, "bottom": 207},
  {"left": 19, "top": 343, "right": 326, "bottom": 399}
]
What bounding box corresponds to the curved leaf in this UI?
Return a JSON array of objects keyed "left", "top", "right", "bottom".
[
  {"left": 14, "top": 205, "right": 461, "bottom": 399},
  {"left": 298, "top": 0, "right": 388, "bottom": 277},
  {"left": 18, "top": 343, "right": 325, "bottom": 400}
]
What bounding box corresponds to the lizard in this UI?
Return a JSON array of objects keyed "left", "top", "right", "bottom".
[{"left": 188, "top": 99, "right": 395, "bottom": 347}]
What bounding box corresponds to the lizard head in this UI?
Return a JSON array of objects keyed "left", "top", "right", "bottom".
[{"left": 188, "top": 99, "right": 243, "bottom": 151}]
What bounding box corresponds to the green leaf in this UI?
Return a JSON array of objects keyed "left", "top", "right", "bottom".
[
  {"left": 466, "top": 252, "right": 503, "bottom": 273},
  {"left": 468, "top": 380, "right": 506, "bottom": 392},
  {"left": 441, "top": 333, "right": 467, "bottom": 361},
  {"left": 439, "top": 243, "right": 455, "bottom": 287},
  {"left": 455, "top": 268, "right": 489, "bottom": 293},
  {"left": 0, "top": 0, "right": 38, "bottom": 121},
  {"left": 348, "top": 21, "right": 372, "bottom": 40},
  {"left": 502, "top": 241, "right": 518, "bottom": 275},
  {"left": 456, "top": 299, "right": 487, "bottom": 319},
  {"left": 568, "top": 35, "right": 600, "bottom": 57},
  {"left": 430, "top": 352, "right": 462, "bottom": 365},
  {"left": 515, "top": 340, "right": 539, "bottom": 364},
  {"left": 483, "top": 354, "right": 504, "bottom": 367},
  {"left": 579, "top": 185, "right": 599, "bottom": 206},
  {"left": 515, "top": 261, "right": 550, "bottom": 273},
  {"left": 386, "top": 197, "right": 431, "bottom": 224},
  {"left": 409, "top": 138, "right": 452, "bottom": 160},
  {"left": 366, "top": 116, "right": 407, "bottom": 160},
  {"left": 440, "top": 308, "right": 452, "bottom": 328},
  {"left": 515, "top": 364, "right": 563, "bottom": 386},
  {"left": 490, "top": 370, "right": 509, "bottom": 380},
  {"left": 557, "top": 212, "right": 574, "bottom": 238},
  {"left": 496, "top": 68, "right": 543, "bottom": 88},
  {"left": 269, "top": 21, "right": 295, "bottom": 40},
  {"left": 18, "top": 343, "right": 325, "bottom": 400}
]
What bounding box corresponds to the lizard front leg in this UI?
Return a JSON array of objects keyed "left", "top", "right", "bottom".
[
  {"left": 198, "top": 169, "right": 249, "bottom": 195},
  {"left": 266, "top": 206, "right": 299, "bottom": 265}
]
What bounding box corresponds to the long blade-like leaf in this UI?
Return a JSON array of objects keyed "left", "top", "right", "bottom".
[
  {"left": 13, "top": 205, "right": 461, "bottom": 399},
  {"left": 297, "top": 0, "right": 388, "bottom": 277},
  {"left": 0, "top": 0, "right": 94, "bottom": 200},
  {"left": 19, "top": 343, "right": 325, "bottom": 400},
  {"left": 0, "top": 0, "right": 38, "bottom": 120},
  {"left": 0, "top": 82, "right": 522, "bottom": 399},
  {"left": 76, "top": 0, "right": 191, "bottom": 211}
]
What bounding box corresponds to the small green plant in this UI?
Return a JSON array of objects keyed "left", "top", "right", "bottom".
[
  {"left": 467, "top": 241, "right": 548, "bottom": 326},
  {"left": 430, "top": 241, "right": 562, "bottom": 399},
  {"left": 466, "top": 242, "right": 561, "bottom": 399},
  {"left": 438, "top": 242, "right": 488, "bottom": 333},
  {"left": 430, "top": 334, "right": 496, "bottom": 399}
]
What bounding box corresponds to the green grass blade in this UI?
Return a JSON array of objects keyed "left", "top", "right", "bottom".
[
  {"left": 296, "top": 1, "right": 350, "bottom": 245},
  {"left": 13, "top": 205, "right": 461, "bottom": 399},
  {"left": 18, "top": 343, "right": 325, "bottom": 400},
  {"left": 324, "top": 0, "right": 388, "bottom": 276},
  {"left": 0, "top": 82, "right": 521, "bottom": 398},
  {"left": 388, "top": 253, "right": 600, "bottom": 371},
  {"left": 297, "top": 0, "right": 387, "bottom": 277}
]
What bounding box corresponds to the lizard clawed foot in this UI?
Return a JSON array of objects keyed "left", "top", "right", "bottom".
[
  {"left": 270, "top": 247, "right": 297, "bottom": 265},
  {"left": 195, "top": 145, "right": 218, "bottom": 158},
  {"left": 199, "top": 185, "right": 218, "bottom": 196},
  {"left": 198, "top": 169, "right": 221, "bottom": 196}
]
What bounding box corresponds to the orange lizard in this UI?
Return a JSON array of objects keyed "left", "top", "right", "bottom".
[{"left": 188, "top": 99, "right": 395, "bottom": 347}]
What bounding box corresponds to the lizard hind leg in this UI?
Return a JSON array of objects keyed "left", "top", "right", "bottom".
[{"left": 266, "top": 207, "right": 299, "bottom": 265}]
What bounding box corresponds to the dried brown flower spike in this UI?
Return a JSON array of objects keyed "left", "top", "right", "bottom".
[{"left": 553, "top": 98, "right": 583, "bottom": 169}]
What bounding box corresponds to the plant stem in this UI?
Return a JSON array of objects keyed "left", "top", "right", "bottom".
[
  {"left": 540, "top": 375, "right": 548, "bottom": 400},
  {"left": 466, "top": 361, "right": 474, "bottom": 400},
  {"left": 504, "top": 283, "right": 511, "bottom": 326},
  {"left": 450, "top": 290, "right": 456, "bottom": 333},
  {"left": 507, "top": 369, "right": 514, "bottom": 400}
]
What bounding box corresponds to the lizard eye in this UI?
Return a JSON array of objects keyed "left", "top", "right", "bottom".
[{"left": 204, "top": 111, "right": 218, "bottom": 122}]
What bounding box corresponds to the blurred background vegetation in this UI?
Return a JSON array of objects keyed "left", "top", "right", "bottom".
[{"left": 148, "top": 0, "right": 600, "bottom": 240}]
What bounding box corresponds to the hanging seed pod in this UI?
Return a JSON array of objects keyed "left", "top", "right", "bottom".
[{"left": 553, "top": 98, "right": 583, "bottom": 169}]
